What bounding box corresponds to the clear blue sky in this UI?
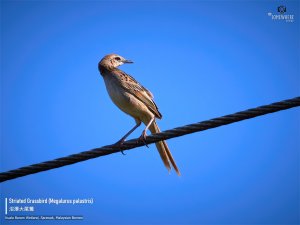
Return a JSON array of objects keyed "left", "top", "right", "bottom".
[{"left": 1, "top": 1, "right": 299, "bottom": 224}]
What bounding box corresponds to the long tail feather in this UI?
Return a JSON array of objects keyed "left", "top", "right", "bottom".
[{"left": 149, "top": 121, "right": 181, "bottom": 176}]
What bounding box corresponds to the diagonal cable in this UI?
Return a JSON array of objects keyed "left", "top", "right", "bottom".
[{"left": 0, "top": 96, "right": 299, "bottom": 182}]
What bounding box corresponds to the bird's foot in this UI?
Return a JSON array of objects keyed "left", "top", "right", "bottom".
[
  {"left": 138, "top": 131, "right": 149, "bottom": 148},
  {"left": 113, "top": 138, "right": 126, "bottom": 155}
]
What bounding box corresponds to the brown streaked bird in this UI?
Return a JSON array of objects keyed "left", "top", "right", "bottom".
[{"left": 98, "top": 53, "right": 180, "bottom": 176}]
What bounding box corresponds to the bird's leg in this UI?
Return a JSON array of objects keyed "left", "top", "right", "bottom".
[
  {"left": 115, "top": 121, "right": 141, "bottom": 155},
  {"left": 116, "top": 121, "right": 141, "bottom": 145},
  {"left": 138, "top": 117, "right": 155, "bottom": 148}
]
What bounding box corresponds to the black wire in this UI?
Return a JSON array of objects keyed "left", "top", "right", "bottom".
[{"left": 1, "top": 97, "right": 299, "bottom": 183}]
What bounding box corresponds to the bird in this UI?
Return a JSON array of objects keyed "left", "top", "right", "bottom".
[{"left": 98, "top": 53, "right": 180, "bottom": 176}]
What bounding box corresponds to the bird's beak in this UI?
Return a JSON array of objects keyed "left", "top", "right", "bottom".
[{"left": 123, "top": 59, "right": 133, "bottom": 64}]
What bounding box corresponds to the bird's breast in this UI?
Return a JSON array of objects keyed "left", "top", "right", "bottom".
[
  {"left": 104, "top": 77, "right": 129, "bottom": 107},
  {"left": 103, "top": 76, "right": 153, "bottom": 121}
]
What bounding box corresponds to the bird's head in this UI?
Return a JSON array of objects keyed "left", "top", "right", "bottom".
[{"left": 98, "top": 54, "right": 133, "bottom": 72}]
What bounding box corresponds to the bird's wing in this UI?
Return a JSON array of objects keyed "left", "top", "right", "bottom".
[{"left": 118, "top": 71, "right": 162, "bottom": 119}]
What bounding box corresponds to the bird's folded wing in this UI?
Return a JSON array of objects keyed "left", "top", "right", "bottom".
[{"left": 120, "top": 72, "right": 162, "bottom": 119}]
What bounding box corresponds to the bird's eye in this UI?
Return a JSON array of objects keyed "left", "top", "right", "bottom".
[{"left": 115, "top": 57, "right": 121, "bottom": 61}]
